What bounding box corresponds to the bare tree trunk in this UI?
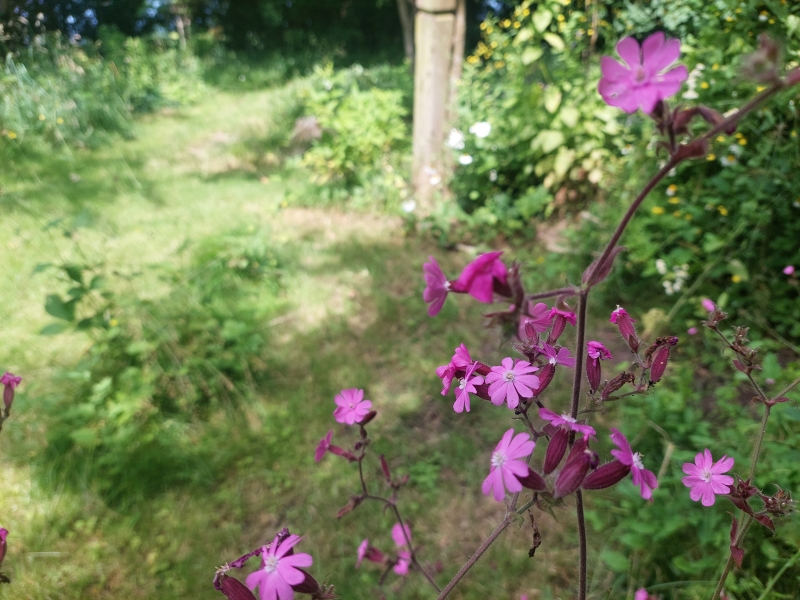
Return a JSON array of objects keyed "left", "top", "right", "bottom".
[
  {"left": 447, "top": 0, "right": 466, "bottom": 124},
  {"left": 175, "top": 14, "right": 187, "bottom": 50},
  {"left": 396, "top": 0, "right": 415, "bottom": 65}
]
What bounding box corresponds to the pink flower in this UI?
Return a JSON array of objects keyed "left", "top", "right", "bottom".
[
  {"left": 586, "top": 341, "right": 612, "bottom": 361},
  {"left": 610, "top": 428, "right": 658, "bottom": 500},
  {"left": 454, "top": 363, "right": 484, "bottom": 413},
  {"left": 314, "top": 430, "right": 333, "bottom": 462},
  {"left": 435, "top": 363, "right": 456, "bottom": 396},
  {"left": 783, "top": 265, "right": 795, "bottom": 275},
  {"left": 481, "top": 428, "right": 536, "bottom": 502},
  {"left": 635, "top": 590, "right": 653, "bottom": 600},
  {"left": 682, "top": 449, "right": 735, "bottom": 507},
  {"left": 450, "top": 251, "right": 508, "bottom": 303},
  {"left": 356, "top": 539, "right": 368, "bottom": 568},
  {"left": 539, "top": 407, "right": 596, "bottom": 438},
  {"left": 548, "top": 307, "right": 577, "bottom": 326},
  {"left": 333, "top": 388, "right": 373, "bottom": 425},
  {"left": 541, "top": 344, "right": 576, "bottom": 368},
  {"left": 519, "top": 302, "right": 551, "bottom": 339},
  {"left": 586, "top": 341, "right": 612, "bottom": 392},
  {"left": 423, "top": 256, "right": 450, "bottom": 317},
  {"left": 451, "top": 343, "right": 472, "bottom": 368},
  {"left": 1, "top": 371, "right": 21, "bottom": 413},
  {"left": 701, "top": 298, "right": 716, "bottom": 312},
  {"left": 391, "top": 523, "right": 412, "bottom": 576},
  {"left": 598, "top": 32, "right": 688, "bottom": 114},
  {"left": 245, "top": 534, "right": 313, "bottom": 600},
  {"left": 485, "top": 358, "right": 540, "bottom": 409},
  {"left": 687, "top": 327, "right": 698, "bottom": 335},
  {"left": 609, "top": 306, "right": 637, "bottom": 341}
]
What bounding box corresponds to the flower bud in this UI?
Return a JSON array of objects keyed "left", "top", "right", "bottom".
[
  {"left": 586, "top": 356, "right": 601, "bottom": 392},
  {"left": 649, "top": 345, "right": 671, "bottom": 384},
  {"left": 531, "top": 363, "right": 555, "bottom": 396},
  {"left": 515, "top": 466, "right": 547, "bottom": 491},
  {"left": 600, "top": 371, "right": 635, "bottom": 400},
  {"left": 543, "top": 428, "right": 569, "bottom": 474},
  {"left": 742, "top": 33, "right": 782, "bottom": 84},
  {"left": 581, "top": 460, "right": 630, "bottom": 490},
  {"left": 337, "top": 495, "right": 364, "bottom": 518},
  {"left": 1, "top": 372, "right": 21, "bottom": 416},
  {"left": 217, "top": 574, "right": 258, "bottom": 600},
  {"left": 328, "top": 446, "right": 357, "bottom": 462},
  {"left": 358, "top": 411, "right": 377, "bottom": 426},
  {"left": 380, "top": 455, "right": 391, "bottom": 481},
  {"left": 0, "top": 528, "right": 7, "bottom": 566},
  {"left": 609, "top": 306, "right": 637, "bottom": 350},
  {"left": 554, "top": 438, "right": 592, "bottom": 498}
]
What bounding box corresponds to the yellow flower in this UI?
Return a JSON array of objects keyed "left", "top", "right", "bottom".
[
  {"left": 56, "top": 117, "right": 64, "bottom": 124},
  {"left": 522, "top": 8, "right": 530, "bottom": 16},
  {"left": 38, "top": 113, "right": 45, "bottom": 121},
  {"left": 480, "top": 22, "right": 487, "bottom": 30},
  {"left": 768, "top": 18, "right": 775, "bottom": 24},
  {"left": 557, "top": 14, "right": 565, "bottom": 21},
  {"left": 7, "top": 131, "right": 16, "bottom": 139},
  {"left": 756, "top": 85, "right": 766, "bottom": 92},
  {"left": 513, "top": 21, "right": 521, "bottom": 29},
  {"left": 652, "top": 206, "right": 665, "bottom": 215},
  {"left": 792, "top": 131, "right": 798, "bottom": 138},
  {"left": 486, "top": 26, "right": 494, "bottom": 34},
  {"left": 684, "top": 214, "right": 693, "bottom": 221},
  {"left": 668, "top": 197, "right": 681, "bottom": 205},
  {"left": 494, "top": 60, "right": 505, "bottom": 68},
  {"left": 587, "top": 28, "right": 594, "bottom": 36},
  {"left": 712, "top": 63, "right": 719, "bottom": 70},
  {"left": 666, "top": 183, "right": 678, "bottom": 196},
  {"left": 490, "top": 40, "right": 498, "bottom": 48},
  {"left": 673, "top": 210, "right": 682, "bottom": 217},
  {"left": 700, "top": 81, "right": 710, "bottom": 89},
  {"left": 536, "top": 255, "right": 545, "bottom": 264},
  {"left": 501, "top": 19, "right": 511, "bottom": 28},
  {"left": 738, "top": 138, "right": 747, "bottom": 146},
  {"left": 731, "top": 274, "right": 742, "bottom": 283},
  {"left": 707, "top": 153, "right": 716, "bottom": 161},
  {"left": 718, "top": 205, "right": 728, "bottom": 216},
  {"left": 109, "top": 319, "right": 119, "bottom": 327},
  {"left": 716, "top": 135, "right": 725, "bottom": 142}
]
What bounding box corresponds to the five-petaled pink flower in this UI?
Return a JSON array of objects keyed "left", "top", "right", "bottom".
[
  {"left": 391, "top": 523, "right": 412, "bottom": 576},
  {"left": 314, "top": 430, "right": 333, "bottom": 462},
  {"left": 423, "top": 256, "right": 450, "bottom": 317},
  {"left": 682, "top": 449, "right": 734, "bottom": 506},
  {"left": 436, "top": 344, "right": 473, "bottom": 396},
  {"left": 246, "top": 534, "right": 313, "bottom": 600},
  {"left": 610, "top": 428, "right": 658, "bottom": 500},
  {"left": 482, "top": 428, "right": 536, "bottom": 502},
  {"left": 541, "top": 344, "right": 576, "bottom": 368},
  {"left": 333, "top": 388, "right": 373, "bottom": 425},
  {"left": 454, "top": 363, "right": 484, "bottom": 413},
  {"left": 485, "top": 358, "right": 539, "bottom": 409},
  {"left": 598, "top": 32, "right": 688, "bottom": 114},
  {"left": 539, "top": 407, "right": 596, "bottom": 438},
  {"left": 450, "top": 251, "right": 508, "bottom": 303},
  {"left": 519, "top": 302, "right": 551, "bottom": 339}
]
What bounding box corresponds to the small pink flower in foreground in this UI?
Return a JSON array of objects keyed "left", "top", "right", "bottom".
[
  {"left": 333, "top": 388, "right": 372, "bottom": 425},
  {"left": 314, "top": 430, "right": 333, "bottom": 462},
  {"left": 539, "top": 407, "right": 596, "bottom": 437},
  {"left": 485, "top": 358, "right": 539, "bottom": 409},
  {"left": 246, "top": 534, "right": 313, "bottom": 600},
  {"left": 610, "top": 428, "right": 658, "bottom": 500},
  {"left": 701, "top": 298, "right": 716, "bottom": 312},
  {"left": 541, "top": 344, "right": 576, "bottom": 368},
  {"left": 356, "top": 539, "right": 368, "bottom": 568},
  {"left": 784, "top": 265, "right": 795, "bottom": 275},
  {"left": 454, "top": 363, "right": 484, "bottom": 413},
  {"left": 682, "top": 449, "right": 735, "bottom": 506},
  {"left": 450, "top": 251, "right": 508, "bottom": 303},
  {"left": 423, "top": 256, "right": 449, "bottom": 317},
  {"left": 482, "top": 428, "right": 536, "bottom": 502},
  {"left": 687, "top": 327, "right": 698, "bottom": 335},
  {"left": 598, "top": 32, "right": 688, "bottom": 114}
]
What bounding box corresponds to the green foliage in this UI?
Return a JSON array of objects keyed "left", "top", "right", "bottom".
[{"left": 36, "top": 225, "right": 287, "bottom": 504}]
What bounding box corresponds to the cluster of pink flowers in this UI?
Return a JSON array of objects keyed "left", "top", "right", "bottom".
[
  {"left": 423, "top": 251, "right": 510, "bottom": 316},
  {"left": 355, "top": 523, "right": 413, "bottom": 576}
]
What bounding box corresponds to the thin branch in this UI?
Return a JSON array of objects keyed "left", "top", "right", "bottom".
[
  {"left": 774, "top": 377, "right": 800, "bottom": 400},
  {"left": 524, "top": 286, "right": 580, "bottom": 303}
]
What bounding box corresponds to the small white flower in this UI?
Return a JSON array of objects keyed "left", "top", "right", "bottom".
[
  {"left": 447, "top": 129, "right": 465, "bottom": 150},
  {"left": 663, "top": 281, "right": 675, "bottom": 295},
  {"left": 758, "top": 14, "right": 767, "bottom": 21},
  {"left": 682, "top": 89, "right": 699, "bottom": 100},
  {"left": 458, "top": 154, "right": 474, "bottom": 166},
  {"left": 489, "top": 169, "right": 498, "bottom": 182},
  {"left": 469, "top": 121, "right": 492, "bottom": 138},
  {"left": 720, "top": 155, "right": 737, "bottom": 167},
  {"left": 655, "top": 259, "right": 668, "bottom": 275},
  {"left": 728, "top": 144, "right": 743, "bottom": 157},
  {"left": 429, "top": 174, "right": 442, "bottom": 186},
  {"left": 401, "top": 200, "right": 417, "bottom": 213}
]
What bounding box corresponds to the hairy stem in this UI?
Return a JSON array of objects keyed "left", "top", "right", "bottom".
[
  {"left": 576, "top": 491, "right": 588, "bottom": 600},
  {"left": 524, "top": 286, "right": 580, "bottom": 303}
]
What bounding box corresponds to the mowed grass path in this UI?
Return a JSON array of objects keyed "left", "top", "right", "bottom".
[{"left": 0, "top": 85, "right": 576, "bottom": 599}]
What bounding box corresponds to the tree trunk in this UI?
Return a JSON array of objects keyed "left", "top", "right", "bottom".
[
  {"left": 447, "top": 0, "right": 466, "bottom": 124},
  {"left": 396, "top": 0, "right": 415, "bottom": 65}
]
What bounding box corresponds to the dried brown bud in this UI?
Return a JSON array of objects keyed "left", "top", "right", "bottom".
[
  {"left": 601, "top": 372, "right": 636, "bottom": 400},
  {"left": 336, "top": 495, "right": 364, "bottom": 518}
]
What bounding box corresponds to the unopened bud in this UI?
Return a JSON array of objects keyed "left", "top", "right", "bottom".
[
  {"left": 217, "top": 574, "right": 257, "bottom": 600},
  {"left": 328, "top": 446, "right": 358, "bottom": 462},
  {"left": 649, "top": 345, "right": 672, "bottom": 384},
  {"left": 554, "top": 438, "right": 592, "bottom": 498},
  {"left": 358, "top": 411, "right": 377, "bottom": 427},
  {"left": 0, "top": 372, "right": 21, "bottom": 416},
  {"left": 0, "top": 528, "right": 7, "bottom": 566},
  {"left": 531, "top": 363, "right": 555, "bottom": 396},
  {"left": 581, "top": 460, "right": 630, "bottom": 490},
  {"left": 337, "top": 495, "right": 365, "bottom": 518},
  {"left": 586, "top": 357, "right": 602, "bottom": 392},
  {"left": 600, "top": 372, "right": 635, "bottom": 400},
  {"left": 515, "top": 466, "right": 547, "bottom": 491},
  {"left": 543, "top": 428, "right": 569, "bottom": 474}
]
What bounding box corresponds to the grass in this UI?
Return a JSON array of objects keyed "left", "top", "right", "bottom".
[{"left": 0, "top": 77, "right": 578, "bottom": 599}]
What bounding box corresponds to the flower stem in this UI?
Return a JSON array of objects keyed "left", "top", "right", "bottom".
[{"left": 576, "top": 490, "right": 588, "bottom": 600}]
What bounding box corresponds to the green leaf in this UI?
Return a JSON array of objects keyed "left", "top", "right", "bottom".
[
  {"left": 89, "top": 275, "right": 106, "bottom": 290},
  {"left": 70, "top": 428, "right": 100, "bottom": 448},
  {"left": 559, "top": 106, "right": 579, "bottom": 128},
  {"left": 532, "top": 9, "right": 552, "bottom": 33},
  {"left": 542, "top": 32, "right": 565, "bottom": 51},
  {"left": 45, "top": 294, "right": 76, "bottom": 321},
  {"left": 32, "top": 263, "right": 52, "bottom": 274},
  {"left": 521, "top": 46, "right": 543, "bottom": 65},
  {"left": 64, "top": 265, "right": 83, "bottom": 284},
  {"left": 531, "top": 130, "right": 564, "bottom": 154},
  {"left": 553, "top": 147, "right": 576, "bottom": 177},
  {"left": 40, "top": 322, "right": 69, "bottom": 336},
  {"left": 600, "top": 549, "right": 629, "bottom": 572},
  {"left": 514, "top": 27, "right": 534, "bottom": 45},
  {"left": 543, "top": 87, "right": 562, "bottom": 113}
]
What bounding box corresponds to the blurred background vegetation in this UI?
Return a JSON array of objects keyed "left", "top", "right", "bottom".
[{"left": 0, "top": 0, "right": 798, "bottom": 598}]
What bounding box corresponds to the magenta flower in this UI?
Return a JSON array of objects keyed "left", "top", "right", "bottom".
[
  {"left": 391, "top": 523, "right": 412, "bottom": 576},
  {"left": 485, "top": 358, "right": 539, "bottom": 409},
  {"left": 687, "top": 327, "right": 698, "bottom": 335},
  {"left": 314, "top": 430, "right": 333, "bottom": 462},
  {"left": 356, "top": 539, "right": 368, "bottom": 568},
  {"left": 586, "top": 340, "right": 612, "bottom": 392},
  {"left": 423, "top": 256, "right": 450, "bottom": 317},
  {"left": 245, "top": 534, "right": 313, "bottom": 600},
  {"left": 598, "top": 32, "right": 688, "bottom": 114},
  {"left": 635, "top": 590, "right": 654, "bottom": 600},
  {"left": 1, "top": 371, "right": 21, "bottom": 412},
  {"left": 333, "top": 388, "right": 373, "bottom": 425},
  {"left": 784, "top": 265, "right": 795, "bottom": 275},
  {"left": 435, "top": 363, "right": 456, "bottom": 396},
  {"left": 482, "top": 428, "right": 536, "bottom": 502},
  {"left": 610, "top": 428, "right": 658, "bottom": 500},
  {"left": 586, "top": 341, "right": 612, "bottom": 361},
  {"left": 541, "top": 344, "right": 576, "bottom": 368},
  {"left": 451, "top": 343, "right": 472, "bottom": 368},
  {"left": 682, "top": 449, "right": 735, "bottom": 507},
  {"left": 454, "top": 363, "right": 484, "bottom": 413},
  {"left": 548, "top": 307, "right": 577, "bottom": 326},
  {"left": 519, "top": 302, "right": 551, "bottom": 339},
  {"left": 701, "top": 298, "right": 716, "bottom": 312},
  {"left": 539, "top": 407, "right": 596, "bottom": 438},
  {"left": 450, "top": 251, "right": 508, "bottom": 303},
  {"left": 609, "top": 306, "right": 637, "bottom": 341}
]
